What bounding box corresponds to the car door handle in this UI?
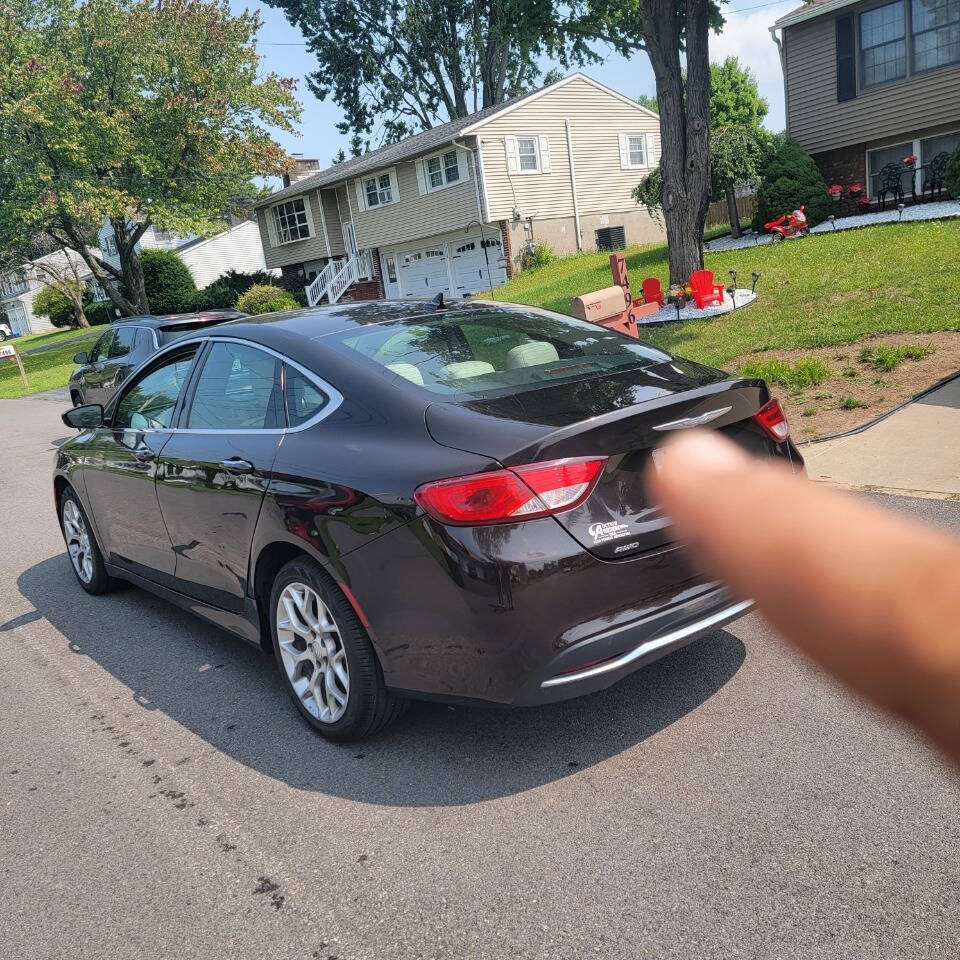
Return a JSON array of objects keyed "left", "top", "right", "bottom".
[{"left": 220, "top": 457, "right": 254, "bottom": 474}]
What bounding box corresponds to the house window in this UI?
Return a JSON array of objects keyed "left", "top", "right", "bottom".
[
  {"left": 102, "top": 235, "right": 118, "bottom": 257},
  {"left": 272, "top": 198, "right": 311, "bottom": 244},
  {"left": 425, "top": 150, "right": 463, "bottom": 191},
  {"left": 364, "top": 172, "right": 394, "bottom": 208},
  {"left": 912, "top": 0, "right": 960, "bottom": 71},
  {"left": 424, "top": 249, "right": 445, "bottom": 258},
  {"left": 517, "top": 137, "right": 540, "bottom": 172},
  {"left": 860, "top": 1, "right": 906, "bottom": 87},
  {"left": 384, "top": 256, "right": 398, "bottom": 283},
  {"left": 152, "top": 228, "right": 172, "bottom": 244},
  {"left": 867, "top": 140, "right": 914, "bottom": 193}
]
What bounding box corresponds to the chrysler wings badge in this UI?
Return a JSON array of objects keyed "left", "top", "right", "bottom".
[{"left": 652, "top": 405, "right": 733, "bottom": 431}]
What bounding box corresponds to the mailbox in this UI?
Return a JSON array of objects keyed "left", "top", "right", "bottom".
[{"left": 570, "top": 285, "right": 627, "bottom": 323}]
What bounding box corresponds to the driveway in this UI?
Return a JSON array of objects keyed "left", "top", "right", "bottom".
[{"left": 2, "top": 390, "right": 959, "bottom": 959}]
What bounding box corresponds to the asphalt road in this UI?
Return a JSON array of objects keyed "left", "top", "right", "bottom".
[{"left": 2, "top": 390, "right": 959, "bottom": 960}]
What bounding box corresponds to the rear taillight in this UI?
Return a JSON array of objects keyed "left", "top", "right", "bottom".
[
  {"left": 414, "top": 457, "right": 607, "bottom": 526},
  {"left": 752, "top": 398, "right": 790, "bottom": 442}
]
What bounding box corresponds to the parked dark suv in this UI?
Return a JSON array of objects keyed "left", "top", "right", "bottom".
[{"left": 68, "top": 311, "right": 244, "bottom": 406}]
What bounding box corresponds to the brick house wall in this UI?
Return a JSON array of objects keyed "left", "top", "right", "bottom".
[
  {"left": 812, "top": 145, "right": 867, "bottom": 190},
  {"left": 341, "top": 247, "right": 384, "bottom": 302},
  {"left": 498, "top": 221, "right": 514, "bottom": 279}
]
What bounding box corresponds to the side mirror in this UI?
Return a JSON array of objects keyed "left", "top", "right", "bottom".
[
  {"left": 62, "top": 403, "right": 104, "bottom": 430},
  {"left": 73, "top": 351, "right": 89, "bottom": 364}
]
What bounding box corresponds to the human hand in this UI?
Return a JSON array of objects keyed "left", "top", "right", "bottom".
[{"left": 645, "top": 430, "right": 960, "bottom": 766}]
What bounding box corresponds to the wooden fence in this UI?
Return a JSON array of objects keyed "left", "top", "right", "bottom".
[{"left": 705, "top": 194, "right": 757, "bottom": 228}]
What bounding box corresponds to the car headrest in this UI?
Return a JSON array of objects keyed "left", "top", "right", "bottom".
[
  {"left": 444, "top": 361, "right": 496, "bottom": 379},
  {"left": 386, "top": 362, "right": 424, "bottom": 386},
  {"left": 505, "top": 341, "right": 560, "bottom": 369}
]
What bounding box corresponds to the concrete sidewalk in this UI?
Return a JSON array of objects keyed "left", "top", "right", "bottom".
[{"left": 803, "top": 376, "right": 960, "bottom": 500}]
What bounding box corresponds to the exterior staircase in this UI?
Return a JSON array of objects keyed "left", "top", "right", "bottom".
[{"left": 304, "top": 251, "right": 372, "bottom": 307}]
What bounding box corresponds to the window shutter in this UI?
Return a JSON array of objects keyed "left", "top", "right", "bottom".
[
  {"left": 618, "top": 134, "right": 630, "bottom": 169},
  {"left": 459, "top": 150, "right": 470, "bottom": 183},
  {"left": 302, "top": 194, "right": 316, "bottom": 236},
  {"left": 265, "top": 208, "right": 278, "bottom": 246},
  {"left": 388, "top": 167, "right": 399, "bottom": 202},
  {"left": 416, "top": 160, "right": 428, "bottom": 195},
  {"left": 836, "top": 14, "right": 856, "bottom": 103},
  {"left": 505, "top": 136, "right": 519, "bottom": 174},
  {"left": 644, "top": 132, "right": 654, "bottom": 167},
  {"left": 538, "top": 135, "right": 551, "bottom": 172},
  {"left": 354, "top": 179, "right": 366, "bottom": 211}
]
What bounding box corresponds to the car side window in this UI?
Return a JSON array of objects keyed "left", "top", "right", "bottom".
[
  {"left": 88, "top": 332, "right": 115, "bottom": 363},
  {"left": 185, "top": 342, "right": 282, "bottom": 431},
  {"left": 108, "top": 327, "right": 137, "bottom": 359},
  {"left": 284, "top": 364, "right": 329, "bottom": 428},
  {"left": 113, "top": 348, "right": 198, "bottom": 431}
]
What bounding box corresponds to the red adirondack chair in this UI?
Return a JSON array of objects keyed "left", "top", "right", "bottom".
[
  {"left": 689, "top": 269, "right": 725, "bottom": 310},
  {"left": 641, "top": 277, "right": 665, "bottom": 308}
]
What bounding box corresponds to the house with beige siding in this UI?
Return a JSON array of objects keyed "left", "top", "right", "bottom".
[
  {"left": 253, "top": 74, "right": 665, "bottom": 305},
  {"left": 771, "top": 0, "right": 960, "bottom": 196}
]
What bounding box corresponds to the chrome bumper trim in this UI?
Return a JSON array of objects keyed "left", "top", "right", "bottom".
[{"left": 540, "top": 599, "right": 754, "bottom": 688}]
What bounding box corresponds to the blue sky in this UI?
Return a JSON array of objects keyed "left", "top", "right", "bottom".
[{"left": 236, "top": 0, "right": 797, "bottom": 182}]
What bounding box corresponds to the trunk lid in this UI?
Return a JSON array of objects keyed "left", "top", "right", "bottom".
[{"left": 426, "top": 362, "right": 794, "bottom": 558}]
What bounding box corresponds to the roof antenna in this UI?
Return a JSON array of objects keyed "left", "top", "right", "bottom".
[{"left": 428, "top": 292, "right": 446, "bottom": 310}]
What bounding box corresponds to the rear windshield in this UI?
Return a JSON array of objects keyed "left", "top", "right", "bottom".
[{"left": 326, "top": 307, "right": 671, "bottom": 397}]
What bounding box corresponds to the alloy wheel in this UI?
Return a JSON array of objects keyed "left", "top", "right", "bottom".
[
  {"left": 276, "top": 582, "right": 350, "bottom": 723},
  {"left": 62, "top": 498, "right": 94, "bottom": 583}
]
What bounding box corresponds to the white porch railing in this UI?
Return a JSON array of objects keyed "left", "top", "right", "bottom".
[
  {"left": 304, "top": 250, "right": 372, "bottom": 307},
  {"left": 304, "top": 260, "right": 336, "bottom": 307}
]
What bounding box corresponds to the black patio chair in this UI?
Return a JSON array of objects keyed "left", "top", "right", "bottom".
[
  {"left": 876, "top": 163, "right": 904, "bottom": 211},
  {"left": 922, "top": 152, "right": 950, "bottom": 203}
]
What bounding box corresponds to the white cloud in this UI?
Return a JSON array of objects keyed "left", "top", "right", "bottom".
[{"left": 710, "top": 1, "right": 797, "bottom": 131}]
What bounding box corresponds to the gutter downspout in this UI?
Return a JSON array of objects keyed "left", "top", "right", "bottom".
[
  {"left": 564, "top": 119, "right": 583, "bottom": 252},
  {"left": 769, "top": 25, "right": 789, "bottom": 136},
  {"left": 316, "top": 189, "right": 332, "bottom": 259}
]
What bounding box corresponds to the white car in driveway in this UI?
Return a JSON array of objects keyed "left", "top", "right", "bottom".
[{"left": 0, "top": 321, "right": 13, "bottom": 341}]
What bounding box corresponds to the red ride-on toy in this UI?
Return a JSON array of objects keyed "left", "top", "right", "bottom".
[{"left": 764, "top": 205, "right": 809, "bottom": 242}]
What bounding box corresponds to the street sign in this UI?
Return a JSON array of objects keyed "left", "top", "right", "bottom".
[{"left": 0, "top": 342, "right": 28, "bottom": 387}]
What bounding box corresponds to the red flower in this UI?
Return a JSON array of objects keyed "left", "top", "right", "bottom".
[
  {"left": 857, "top": 196, "right": 872, "bottom": 208},
  {"left": 828, "top": 184, "right": 843, "bottom": 196},
  {"left": 847, "top": 183, "right": 864, "bottom": 196},
  {"left": 903, "top": 154, "right": 918, "bottom": 166}
]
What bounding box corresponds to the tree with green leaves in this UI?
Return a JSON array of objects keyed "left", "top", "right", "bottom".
[
  {"left": 637, "top": 92, "right": 659, "bottom": 114},
  {"left": 264, "top": 0, "right": 648, "bottom": 144},
  {"left": 709, "top": 56, "right": 768, "bottom": 128},
  {"left": 0, "top": 0, "right": 300, "bottom": 316}
]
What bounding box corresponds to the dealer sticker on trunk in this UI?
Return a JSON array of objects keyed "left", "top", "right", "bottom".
[{"left": 588, "top": 520, "right": 631, "bottom": 545}]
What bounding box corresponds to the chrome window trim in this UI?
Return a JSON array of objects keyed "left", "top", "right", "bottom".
[{"left": 109, "top": 333, "right": 343, "bottom": 436}]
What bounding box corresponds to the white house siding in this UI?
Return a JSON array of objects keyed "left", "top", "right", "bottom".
[
  {"left": 178, "top": 221, "right": 275, "bottom": 288},
  {"left": 97, "top": 221, "right": 197, "bottom": 273},
  {"left": 349, "top": 151, "right": 480, "bottom": 249},
  {"left": 257, "top": 190, "right": 330, "bottom": 270},
  {"left": 476, "top": 76, "right": 661, "bottom": 224}
]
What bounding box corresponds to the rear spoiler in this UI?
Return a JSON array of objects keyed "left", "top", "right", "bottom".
[{"left": 157, "top": 310, "right": 247, "bottom": 334}]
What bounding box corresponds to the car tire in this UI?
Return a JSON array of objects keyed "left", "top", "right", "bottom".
[
  {"left": 270, "top": 558, "right": 407, "bottom": 742},
  {"left": 0, "top": 329, "right": 7, "bottom": 341},
  {"left": 59, "top": 486, "right": 113, "bottom": 595}
]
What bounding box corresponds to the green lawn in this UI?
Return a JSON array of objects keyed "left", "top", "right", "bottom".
[
  {"left": 0, "top": 337, "right": 94, "bottom": 399},
  {"left": 12, "top": 326, "right": 102, "bottom": 352},
  {"left": 495, "top": 218, "right": 960, "bottom": 368}
]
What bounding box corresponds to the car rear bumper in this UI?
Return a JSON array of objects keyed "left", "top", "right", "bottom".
[{"left": 510, "top": 592, "right": 752, "bottom": 705}]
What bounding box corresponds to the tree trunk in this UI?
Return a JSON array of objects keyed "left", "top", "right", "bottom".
[
  {"left": 70, "top": 299, "right": 90, "bottom": 328},
  {"left": 642, "top": 0, "right": 713, "bottom": 285},
  {"left": 725, "top": 181, "right": 742, "bottom": 238},
  {"left": 110, "top": 216, "right": 150, "bottom": 315}
]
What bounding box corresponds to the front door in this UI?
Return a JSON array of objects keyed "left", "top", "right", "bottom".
[
  {"left": 155, "top": 340, "right": 284, "bottom": 612},
  {"left": 343, "top": 221, "right": 358, "bottom": 258},
  {"left": 381, "top": 253, "right": 401, "bottom": 299},
  {"left": 81, "top": 344, "right": 201, "bottom": 578}
]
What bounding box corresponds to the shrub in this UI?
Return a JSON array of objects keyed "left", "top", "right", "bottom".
[
  {"left": 85, "top": 301, "right": 116, "bottom": 326},
  {"left": 521, "top": 242, "right": 557, "bottom": 271},
  {"left": 141, "top": 249, "right": 196, "bottom": 315},
  {"left": 32, "top": 285, "right": 79, "bottom": 327},
  {"left": 945, "top": 143, "right": 960, "bottom": 199},
  {"left": 839, "top": 395, "right": 868, "bottom": 410},
  {"left": 192, "top": 269, "right": 276, "bottom": 310},
  {"left": 737, "top": 355, "right": 831, "bottom": 391},
  {"left": 257, "top": 294, "right": 299, "bottom": 314},
  {"left": 236, "top": 283, "right": 288, "bottom": 314},
  {"left": 752, "top": 136, "right": 832, "bottom": 230},
  {"left": 859, "top": 343, "right": 934, "bottom": 371}
]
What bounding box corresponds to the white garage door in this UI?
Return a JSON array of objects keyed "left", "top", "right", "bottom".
[
  {"left": 452, "top": 237, "right": 507, "bottom": 295},
  {"left": 399, "top": 247, "right": 450, "bottom": 298}
]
